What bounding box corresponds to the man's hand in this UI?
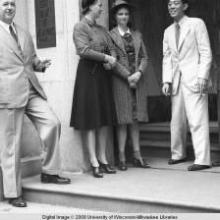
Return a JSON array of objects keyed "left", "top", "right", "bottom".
[
  {"left": 162, "top": 83, "right": 171, "bottom": 96},
  {"left": 41, "top": 59, "right": 52, "bottom": 69},
  {"left": 36, "top": 59, "right": 51, "bottom": 72},
  {"left": 198, "top": 78, "right": 208, "bottom": 95}
]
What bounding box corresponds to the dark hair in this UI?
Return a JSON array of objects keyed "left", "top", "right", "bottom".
[
  {"left": 182, "top": 0, "right": 189, "bottom": 4},
  {"left": 81, "top": 0, "right": 97, "bottom": 15},
  {"left": 167, "top": 0, "right": 190, "bottom": 14},
  {"left": 168, "top": 0, "right": 189, "bottom": 5},
  {"left": 180, "top": 0, "right": 190, "bottom": 14},
  {"left": 112, "top": 5, "right": 133, "bottom": 28}
]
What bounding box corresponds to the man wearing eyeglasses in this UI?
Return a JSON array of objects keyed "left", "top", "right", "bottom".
[{"left": 162, "top": 0, "right": 212, "bottom": 171}]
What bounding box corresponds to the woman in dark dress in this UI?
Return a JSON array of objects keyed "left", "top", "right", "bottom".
[
  {"left": 70, "top": 0, "right": 129, "bottom": 178},
  {"left": 110, "top": 0, "right": 150, "bottom": 171}
]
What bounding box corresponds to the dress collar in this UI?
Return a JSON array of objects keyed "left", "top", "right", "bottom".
[
  {"left": 83, "top": 16, "right": 96, "bottom": 26},
  {"left": 118, "top": 26, "right": 131, "bottom": 36}
]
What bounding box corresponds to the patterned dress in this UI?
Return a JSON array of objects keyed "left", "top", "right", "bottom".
[
  {"left": 122, "top": 33, "right": 138, "bottom": 120},
  {"left": 110, "top": 27, "right": 149, "bottom": 124}
]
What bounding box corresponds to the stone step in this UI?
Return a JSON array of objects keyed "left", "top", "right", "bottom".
[
  {"left": 22, "top": 159, "right": 220, "bottom": 213},
  {"left": 21, "top": 156, "right": 42, "bottom": 178},
  {"left": 139, "top": 122, "right": 220, "bottom": 159},
  {"left": 0, "top": 156, "right": 41, "bottom": 201},
  {"left": 140, "top": 122, "right": 219, "bottom": 133},
  {"left": 140, "top": 122, "right": 219, "bottom": 143},
  {"left": 140, "top": 132, "right": 218, "bottom": 143},
  {"left": 140, "top": 140, "right": 220, "bottom": 160}
]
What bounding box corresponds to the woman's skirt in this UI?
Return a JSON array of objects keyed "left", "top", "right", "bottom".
[{"left": 70, "top": 59, "right": 116, "bottom": 130}]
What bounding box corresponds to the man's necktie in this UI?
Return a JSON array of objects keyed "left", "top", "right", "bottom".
[
  {"left": 9, "top": 25, "right": 24, "bottom": 59},
  {"left": 175, "top": 23, "right": 180, "bottom": 49},
  {"left": 9, "top": 25, "right": 18, "bottom": 44}
]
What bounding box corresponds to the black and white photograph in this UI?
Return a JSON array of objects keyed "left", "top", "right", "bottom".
[{"left": 0, "top": 0, "right": 220, "bottom": 219}]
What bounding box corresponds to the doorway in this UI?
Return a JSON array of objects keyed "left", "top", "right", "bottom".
[{"left": 108, "top": 0, "right": 220, "bottom": 122}]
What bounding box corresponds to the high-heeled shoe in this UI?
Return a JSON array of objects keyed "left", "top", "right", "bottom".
[
  {"left": 133, "top": 158, "right": 151, "bottom": 168},
  {"left": 92, "top": 166, "right": 103, "bottom": 178},
  {"left": 118, "top": 161, "right": 128, "bottom": 171},
  {"left": 99, "top": 162, "right": 117, "bottom": 174}
]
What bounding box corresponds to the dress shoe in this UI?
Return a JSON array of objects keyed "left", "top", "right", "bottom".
[
  {"left": 118, "top": 161, "right": 128, "bottom": 171},
  {"left": 188, "top": 164, "right": 211, "bottom": 171},
  {"left": 92, "top": 166, "right": 103, "bottom": 178},
  {"left": 133, "top": 158, "right": 151, "bottom": 168},
  {"left": 41, "top": 173, "right": 71, "bottom": 184},
  {"left": 8, "top": 197, "right": 27, "bottom": 208},
  {"left": 168, "top": 158, "right": 187, "bottom": 165},
  {"left": 99, "top": 162, "right": 117, "bottom": 174}
]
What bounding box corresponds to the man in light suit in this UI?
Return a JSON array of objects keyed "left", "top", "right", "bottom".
[
  {"left": 162, "top": 0, "right": 212, "bottom": 171},
  {"left": 0, "top": 0, "right": 70, "bottom": 207}
]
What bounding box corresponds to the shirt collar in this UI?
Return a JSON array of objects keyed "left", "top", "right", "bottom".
[
  {"left": 83, "top": 16, "right": 96, "bottom": 26},
  {"left": 175, "top": 15, "right": 188, "bottom": 28},
  {"left": 0, "top": 20, "right": 16, "bottom": 33},
  {"left": 118, "top": 26, "right": 131, "bottom": 36}
]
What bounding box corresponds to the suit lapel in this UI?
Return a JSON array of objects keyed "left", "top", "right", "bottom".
[
  {"left": 178, "top": 18, "right": 190, "bottom": 52},
  {"left": 15, "top": 24, "right": 26, "bottom": 52},
  {"left": 110, "top": 28, "right": 126, "bottom": 54},
  {"left": 171, "top": 25, "right": 178, "bottom": 52},
  {"left": 0, "top": 25, "right": 24, "bottom": 62}
]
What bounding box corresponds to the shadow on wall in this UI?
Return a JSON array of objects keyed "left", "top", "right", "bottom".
[
  {"left": 21, "top": 117, "right": 42, "bottom": 158},
  {"left": 20, "top": 118, "right": 115, "bottom": 174}
]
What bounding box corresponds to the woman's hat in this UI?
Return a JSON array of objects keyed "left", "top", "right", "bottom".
[{"left": 110, "top": 0, "right": 135, "bottom": 14}]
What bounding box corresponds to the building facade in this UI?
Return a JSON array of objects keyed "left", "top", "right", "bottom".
[
  {"left": 16, "top": 0, "right": 110, "bottom": 174},
  {"left": 8, "top": 0, "right": 220, "bottom": 174}
]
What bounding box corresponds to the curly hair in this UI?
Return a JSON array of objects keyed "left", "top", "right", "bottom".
[{"left": 111, "top": 5, "right": 133, "bottom": 28}]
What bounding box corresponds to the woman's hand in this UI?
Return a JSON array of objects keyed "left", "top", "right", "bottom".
[
  {"left": 104, "top": 55, "right": 116, "bottom": 67},
  {"left": 128, "top": 71, "right": 142, "bottom": 88},
  {"left": 129, "top": 81, "right": 137, "bottom": 89},
  {"left": 103, "top": 63, "right": 112, "bottom": 70}
]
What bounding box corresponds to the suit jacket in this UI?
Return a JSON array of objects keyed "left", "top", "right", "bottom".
[
  {"left": 109, "top": 27, "right": 149, "bottom": 123},
  {"left": 0, "top": 23, "right": 47, "bottom": 108},
  {"left": 162, "top": 16, "right": 212, "bottom": 95},
  {"left": 110, "top": 27, "right": 148, "bottom": 78},
  {"left": 73, "top": 18, "right": 130, "bottom": 80}
]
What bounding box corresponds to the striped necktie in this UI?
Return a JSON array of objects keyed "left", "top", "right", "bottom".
[
  {"left": 9, "top": 25, "right": 24, "bottom": 59},
  {"left": 9, "top": 25, "right": 19, "bottom": 44}
]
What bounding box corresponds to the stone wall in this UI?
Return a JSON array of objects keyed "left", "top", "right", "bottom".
[
  {"left": 18, "top": 0, "right": 112, "bottom": 173},
  {"left": 0, "top": 0, "right": 111, "bottom": 199}
]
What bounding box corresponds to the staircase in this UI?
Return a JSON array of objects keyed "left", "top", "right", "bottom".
[
  {"left": 140, "top": 122, "right": 220, "bottom": 161},
  {"left": 3, "top": 123, "right": 220, "bottom": 213}
]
